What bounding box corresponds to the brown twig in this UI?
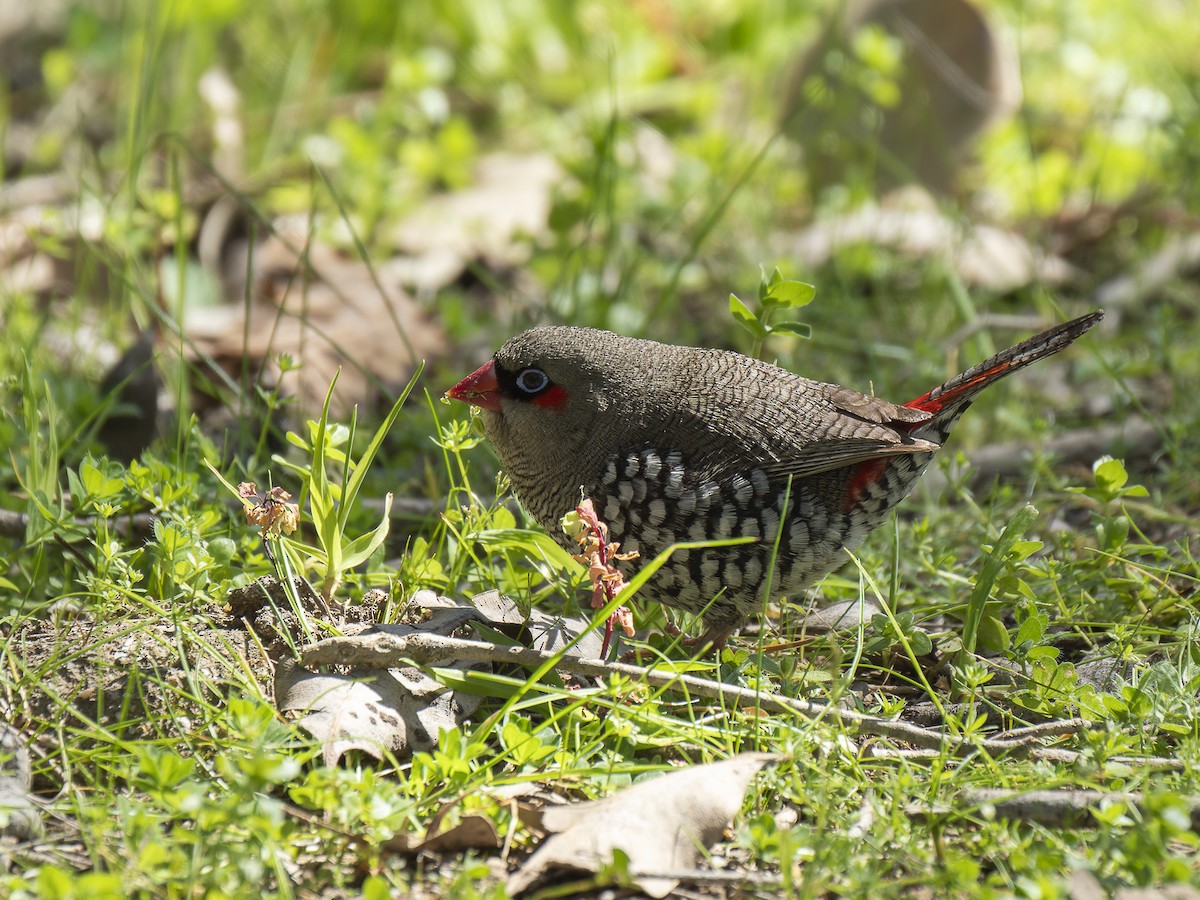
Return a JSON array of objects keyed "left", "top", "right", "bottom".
[
  {"left": 911, "top": 787, "right": 1200, "bottom": 827},
  {"left": 297, "top": 630, "right": 1140, "bottom": 764}
]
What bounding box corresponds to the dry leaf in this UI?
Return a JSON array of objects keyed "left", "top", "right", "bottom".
[
  {"left": 508, "top": 752, "right": 779, "bottom": 897},
  {"left": 384, "top": 813, "right": 501, "bottom": 856},
  {"left": 275, "top": 659, "right": 483, "bottom": 766},
  {"left": 189, "top": 220, "right": 446, "bottom": 419},
  {"left": 274, "top": 590, "right": 502, "bottom": 765},
  {"left": 447, "top": 588, "right": 604, "bottom": 659},
  {"left": 401, "top": 589, "right": 491, "bottom": 634},
  {"left": 388, "top": 152, "right": 561, "bottom": 289},
  {"left": 0, "top": 724, "right": 40, "bottom": 840},
  {"left": 420, "top": 815, "right": 502, "bottom": 853},
  {"left": 801, "top": 598, "right": 883, "bottom": 633},
  {"left": 782, "top": 204, "right": 1074, "bottom": 293},
  {"left": 275, "top": 588, "right": 603, "bottom": 766}
]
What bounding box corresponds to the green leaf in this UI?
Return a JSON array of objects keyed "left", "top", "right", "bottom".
[
  {"left": 80, "top": 458, "right": 124, "bottom": 500},
  {"left": 137, "top": 746, "right": 196, "bottom": 788},
  {"left": 1044, "top": 661, "right": 1077, "bottom": 695},
  {"left": 502, "top": 721, "right": 556, "bottom": 766},
  {"left": 308, "top": 479, "right": 339, "bottom": 563},
  {"left": 1008, "top": 539, "right": 1043, "bottom": 562},
  {"left": 1090, "top": 801, "right": 1131, "bottom": 827},
  {"left": 340, "top": 361, "right": 424, "bottom": 525},
  {"left": 340, "top": 492, "right": 393, "bottom": 570},
  {"left": 976, "top": 615, "right": 1011, "bottom": 654},
  {"left": 475, "top": 528, "right": 581, "bottom": 571},
  {"left": 962, "top": 504, "right": 1039, "bottom": 654},
  {"left": 1096, "top": 514, "right": 1130, "bottom": 551},
  {"left": 1093, "top": 456, "right": 1128, "bottom": 495},
  {"left": 758, "top": 266, "right": 784, "bottom": 302},
  {"left": 908, "top": 628, "right": 933, "bottom": 656},
  {"left": 763, "top": 280, "right": 815, "bottom": 309},
  {"left": 308, "top": 419, "right": 351, "bottom": 450},
  {"left": 1102, "top": 693, "right": 1129, "bottom": 716},
  {"left": 1026, "top": 645, "right": 1060, "bottom": 662},
  {"left": 1014, "top": 610, "right": 1047, "bottom": 646},
  {"left": 490, "top": 506, "right": 517, "bottom": 530},
  {"left": 728, "top": 293, "right": 766, "bottom": 338},
  {"left": 767, "top": 320, "right": 813, "bottom": 339}
]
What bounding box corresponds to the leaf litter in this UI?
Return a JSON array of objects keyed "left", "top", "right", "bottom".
[{"left": 507, "top": 753, "right": 779, "bottom": 897}]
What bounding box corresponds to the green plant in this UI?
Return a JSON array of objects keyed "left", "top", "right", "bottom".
[
  {"left": 728, "top": 267, "right": 816, "bottom": 358},
  {"left": 210, "top": 366, "right": 422, "bottom": 626}
]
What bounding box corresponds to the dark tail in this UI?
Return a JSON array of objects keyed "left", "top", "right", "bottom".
[{"left": 905, "top": 310, "right": 1104, "bottom": 422}]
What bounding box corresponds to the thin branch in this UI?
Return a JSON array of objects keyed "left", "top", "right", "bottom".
[
  {"left": 993, "top": 718, "right": 1089, "bottom": 742},
  {"left": 872, "top": 746, "right": 1182, "bottom": 770},
  {"left": 299, "top": 631, "right": 1107, "bottom": 761},
  {"left": 910, "top": 787, "right": 1200, "bottom": 827}
]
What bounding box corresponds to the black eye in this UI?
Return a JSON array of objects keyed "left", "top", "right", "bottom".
[{"left": 514, "top": 367, "right": 550, "bottom": 394}]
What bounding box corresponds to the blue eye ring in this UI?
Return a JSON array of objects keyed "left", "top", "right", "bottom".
[{"left": 515, "top": 367, "right": 550, "bottom": 394}]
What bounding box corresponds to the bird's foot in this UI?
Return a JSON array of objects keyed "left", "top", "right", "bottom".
[
  {"left": 682, "top": 625, "right": 736, "bottom": 656},
  {"left": 616, "top": 623, "right": 732, "bottom": 662}
]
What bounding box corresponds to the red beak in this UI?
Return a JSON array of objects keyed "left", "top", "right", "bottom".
[{"left": 446, "top": 359, "right": 502, "bottom": 412}]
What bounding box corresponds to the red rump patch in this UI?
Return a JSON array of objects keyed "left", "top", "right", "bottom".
[
  {"left": 533, "top": 385, "right": 569, "bottom": 410},
  {"left": 844, "top": 458, "right": 888, "bottom": 512},
  {"left": 904, "top": 360, "right": 1014, "bottom": 414},
  {"left": 844, "top": 356, "right": 1019, "bottom": 509}
]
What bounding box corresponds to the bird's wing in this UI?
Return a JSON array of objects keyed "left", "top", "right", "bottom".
[
  {"left": 827, "top": 384, "right": 930, "bottom": 425},
  {"left": 715, "top": 380, "right": 938, "bottom": 482},
  {"left": 758, "top": 434, "right": 940, "bottom": 482}
]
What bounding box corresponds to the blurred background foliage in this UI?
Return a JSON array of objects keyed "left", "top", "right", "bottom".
[{"left": 2, "top": 0, "right": 1197, "bottom": 491}]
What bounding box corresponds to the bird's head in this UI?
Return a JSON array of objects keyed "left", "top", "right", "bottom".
[{"left": 447, "top": 326, "right": 645, "bottom": 472}]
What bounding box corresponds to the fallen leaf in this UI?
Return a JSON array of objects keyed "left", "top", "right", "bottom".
[
  {"left": 466, "top": 589, "right": 604, "bottom": 659},
  {"left": 189, "top": 219, "right": 446, "bottom": 419},
  {"left": 0, "top": 724, "right": 41, "bottom": 840},
  {"left": 802, "top": 598, "right": 882, "bottom": 633},
  {"left": 275, "top": 587, "right": 606, "bottom": 765},
  {"left": 781, "top": 204, "right": 1073, "bottom": 293},
  {"left": 419, "top": 814, "right": 502, "bottom": 853},
  {"left": 388, "top": 152, "right": 561, "bottom": 288},
  {"left": 384, "top": 812, "right": 502, "bottom": 856},
  {"left": 273, "top": 590, "right": 505, "bottom": 765},
  {"left": 401, "top": 588, "right": 492, "bottom": 634},
  {"left": 276, "top": 658, "right": 484, "bottom": 766},
  {"left": 507, "top": 752, "right": 779, "bottom": 897}
]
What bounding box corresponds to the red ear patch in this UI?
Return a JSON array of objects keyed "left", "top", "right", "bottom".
[{"left": 532, "top": 385, "right": 569, "bottom": 410}]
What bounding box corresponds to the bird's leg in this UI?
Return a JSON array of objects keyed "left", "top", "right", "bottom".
[
  {"left": 619, "top": 622, "right": 730, "bottom": 663},
  {"left": 684, "top": 623, "right": 738, "bottom": 655}
]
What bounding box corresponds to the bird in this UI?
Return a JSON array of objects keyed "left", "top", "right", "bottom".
[{"left": 447, "top": 310, "right": 1104, "bottom": 648}]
